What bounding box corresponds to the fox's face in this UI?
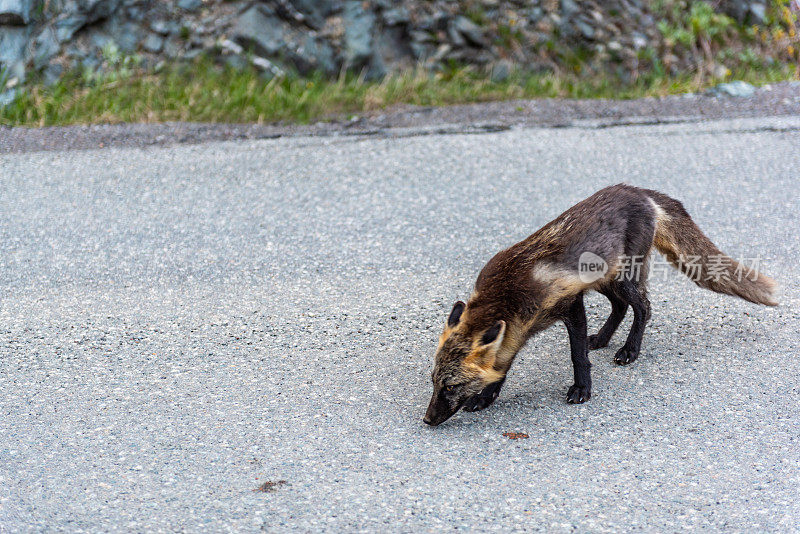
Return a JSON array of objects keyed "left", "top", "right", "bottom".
[{"left": 424, "top": 301, "right": 506, "bottom": 426}]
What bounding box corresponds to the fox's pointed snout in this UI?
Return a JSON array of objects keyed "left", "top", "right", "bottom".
[{"left": 423, "top": 392, "right": 457, "bottom": 426}]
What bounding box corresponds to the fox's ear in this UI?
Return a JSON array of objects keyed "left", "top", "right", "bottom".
[
  {"left": 481, "top": 320, "right": 506, "bottom": 347},
  {"left": 447, "top": 301, "right": 466, "bottom": 327},
  {"left": 467, "top": 320, "right": 506, "bottom": 371}
]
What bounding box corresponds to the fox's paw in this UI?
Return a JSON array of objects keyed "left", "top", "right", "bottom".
[
  {"left": 588, "top": 334, "right": 608, "bottom": 350},
  {"left": 614, "top": 347, "right": 639, "bottom": 365},
  {"left": 566, "top": 384, "right": 591, "bottom": 404}
]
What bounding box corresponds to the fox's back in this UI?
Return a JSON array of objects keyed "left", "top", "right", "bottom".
[{"left": 478, "top": 185, "right": 656, "bottom": 286}]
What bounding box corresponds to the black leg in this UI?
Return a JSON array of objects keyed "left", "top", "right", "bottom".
[
  {"left": 563, "top": 292, "right": 592, "bottom": 404},
  {"left": 613, "top": 280, "right": 651, "bottom": 365},
  {"left": 462, "top": 377, "right": 506, "bottom": 412},
  {"left": 588, "top": 286, "right": 629, "bottom": 350}
]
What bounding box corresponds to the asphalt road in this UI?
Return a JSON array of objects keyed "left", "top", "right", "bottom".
[{"left": 1, "top": 116, "right": 798, "bottom": 532}]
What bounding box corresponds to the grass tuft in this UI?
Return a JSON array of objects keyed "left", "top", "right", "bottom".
[{"left": 1, "top": 59, "right": 796, "bottom": 127}]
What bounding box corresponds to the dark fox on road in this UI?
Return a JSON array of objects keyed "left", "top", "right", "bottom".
[{"left": 424, "top": 184, "right": 777, "bottom": 426}]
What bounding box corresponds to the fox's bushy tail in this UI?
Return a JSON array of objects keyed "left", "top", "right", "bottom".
[{"left": 645, "top": 189, "right": 778, "bottom": 306}]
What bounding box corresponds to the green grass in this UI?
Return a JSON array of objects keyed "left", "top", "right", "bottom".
[{"left": 1, "top": 60, "right": 796, "bottom": 127}]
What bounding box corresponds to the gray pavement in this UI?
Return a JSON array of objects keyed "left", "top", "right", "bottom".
[{"left": 1, "top": 116, "right": 799, "bottom": 532}]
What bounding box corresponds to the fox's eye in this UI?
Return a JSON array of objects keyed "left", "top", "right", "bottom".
[{"left": 445, "top": 385, "right": 456, "bottom": 393}]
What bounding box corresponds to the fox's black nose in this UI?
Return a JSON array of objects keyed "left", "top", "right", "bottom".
[{"left": 422, "top": 415, "right": 434, "bottom": 425}]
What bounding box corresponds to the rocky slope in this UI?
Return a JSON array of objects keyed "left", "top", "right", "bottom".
[{"left": 0, "top": 0, "right": 797, "bottom": 105}]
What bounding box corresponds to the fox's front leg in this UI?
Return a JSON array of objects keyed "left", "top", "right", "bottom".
[
  {"left": 563, "top": 293, "right": 592, "bottom": 404},
  {"left": 462, "top": 377, "right": 506, "bottom": 412}
]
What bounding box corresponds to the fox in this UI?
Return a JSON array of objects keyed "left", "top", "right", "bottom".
[{"left": 423, "top": 184, "right": 777, "bottom": 426}]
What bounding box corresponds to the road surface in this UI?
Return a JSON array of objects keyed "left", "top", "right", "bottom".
[{"left": 1, "top": 115, "right": 798, "bottom": 532}]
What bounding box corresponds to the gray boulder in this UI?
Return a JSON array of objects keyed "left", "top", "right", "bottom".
[
  {"left": 343, "top": 0, "right": 384, "bottom": 77},
  {"left": 177, "top": 0, "right": 202, "bottom": 12},
  {"left": 149, "top": 20, "right": 172, "bottom": 36},
  {"left": 79, "top": 0, "right": 122, "bottom": 24},
  {"left": 33, "top": 26, "right": 60, "bottom": 69},
  {"left": 42, "top": 62, "right": 63, "bottom": 85},
  {"left": 54, "top": 0, "right": 122, "bottom": 42},
  {"left": 292, "top": 34, "right": 337, "bottom": 75},
  {"left": 56, "top": 14, "right": 89, "bottom": 42},
  {"left": 722, "top": 1, "right": 768, "bottom": 24},
  {"left": 706, "top": 80, "right": 756, "bottom": 97},
  {"left": 491, "top": 59, "right": 512, "bottom": 82},
  {"left": 451, "top": 16, "right": 488, "bottom": 48},
  {"left": 281, "top": 0, "right": 333, "bottom": 30},
  {"left": 382, "top": 6, "right": 410, "bottom": 26},
  {"left": 0, "top": 88, "right": 18, "bottom": 108},
  {"left": 0, "top": 26, "right": 29, "bottom": 83},
  {"left": 142, "top": 33, "right": 163, "bottom": 53},
  {"left": 343, "top": 0, "right": 375, "bottom": 67},
  {"left": 100, "top": 18, "right": 141, "bottom": 52},
  {"left": 561, "top": 0, "right": 579, "bottom": 18},
  {"left": 375, "top": 25, "right": 413, "bottom": 67},
  {"left": 232, "top": 5, "right": 285, "bottom": 57},
  {"left": 0, "top": 0, "right": 31, "bottom": 25}
]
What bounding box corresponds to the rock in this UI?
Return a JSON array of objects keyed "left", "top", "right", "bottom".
[
  {"left": 100, "top": 18, "right": 141, "bottom": 52},
  {"left": 163, "top": 39, "right": 182, "bottom": 59},
  {"left": 447, "top": 20, "right": 467, "bottom": 48},
  {"left": 251, "top": 55, "right": 283, "bottom": 78},
  {"left": 33, "top": 27, "right": 59, "bottom": 69},
  {"left": 89, "top": 30, "right": 113, "bottom": 50},
  {"left": 232, "top": 5, "right": 285, "bottom": 57},
  {"left": 409, "top": 40, "right": 431, "bottom": 60},
  {"left": 722, "top": 1, "right": 768, "bottom": 24},
  {"left": 292, "top": 33, "right": 337, "bottom": 75},
  {"left": 575, "top": 19, "right": 595, "bottom": 40},
  {"left": 126, "top": 6, "right": 144, "bottom": 22},
  {"left": 42, "top": 62, "right": 63, "bottom": 85},
  {"left": 375, "top": 25, "right": 413, "bottom": 67},
  {"left": 631, "top": 32, "right": 647, "bottom": 50},
  {"left": 452, "top": 15, "right": 488, "bottom": 48},
  {"left": 749, "top": 3, "right": 767, "bottom": 24},
  {"left": 177, "top": 0, "right": 202, "bottom": 13},
  {"left": 56, "top": 15, "right": 88, "bottom": 42},
  {"left": 282, "top": 0, "right": 331, "bottom": 30},
  {"left": 707, "top": 80, "right": 756, "bottom": 97},
  {"left": 0, "top": 88, "right": 18, "bottom": 108},
  {"left": 342, "top": 0, "right": 384, "bottom": 77},
  {"left": 343, "top": 0, "right": 376, "bottom": 67},
  {"left": 232, "top": 3, "right": 338, "bottom": 75},
  {"left": 561, "top": 0, "right": 579, "bottom": 18},
  {"left": 382, "top": 6, "right": 410, "bottom": 26},
  {"left": 409, "top": 30, "right": 433, "bottom": 43},
  {"left": 526, "top": 7, "right": 545, "bottom": 24},
  {"left": 490, "top": 59, "right": 512, "bottom": 82},
  {"left": 142, "top": 33, "right": 163, "bottom": 53},
  {"left": 183, "top": 48, "right": 203, "bottom": 60},
  {"left": 418, "top": 12, "right": 448, "bottom": 32},
  {"left": 0, "top": 0, "right": 30, "bottom": 25},
  {"left": 82, "top": 0, "right": 122, "bottom": 24},
  {"left": 81, "top": 53, "right": 100, "bottom": 71},
  {"left": 219, "top": 38, "right": 242, "bottom": 56},
  {"left": 55, "top": 0, "right": 122, "bottom": 42},
  {"left": 224, "top": 53, "right": 248, "bottom": 71},
  {"left": 149, "top": 20, "right": 171, "bottom": 36},
  {"left": 0, "top": 27, "right": 29, "bottom": 83}
]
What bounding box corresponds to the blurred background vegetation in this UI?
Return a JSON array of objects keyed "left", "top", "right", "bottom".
[{"left": 1, "top": 0, "right": 797, "bottom": 126}]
